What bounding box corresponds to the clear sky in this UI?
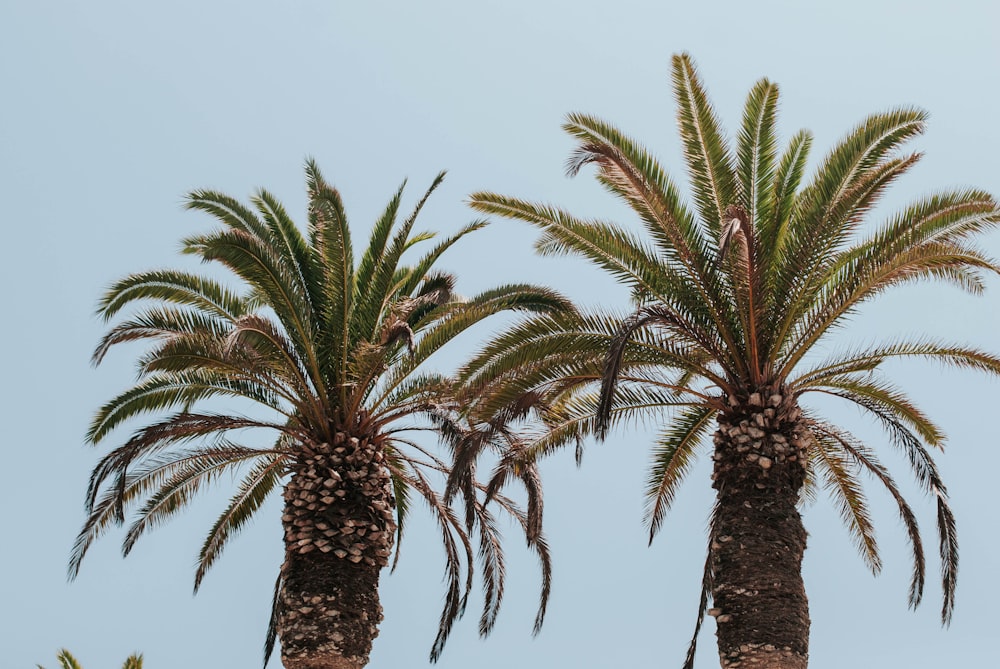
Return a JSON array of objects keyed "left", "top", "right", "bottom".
[{"left": 2, "top": 1, "right": 999, "bottom": 667}]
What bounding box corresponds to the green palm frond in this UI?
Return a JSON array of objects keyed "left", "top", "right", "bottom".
[
  {"left": 671, "top": 53, "right": 737, "bottom": 237},
  {"left": 769, "top": 109, "right": 928, "bottom": 348},
  {"left": 354, "top": 181, "right": 407, "bottom": 303},
  {"left": 43, "top": 649, "right": 82, "bottom": 669},
  {"left": 182, "top": 227, "right": 315, "bottom": 351},
  {"left": 194, "top": 454, "right": 284, "bottom": 590},
  {"left": 121, "top": 449, "right": 263, "bottom": 558},
  {"left": 811, "top": 429, "right": 881, "bottom": 573},
  {"left": 644, "top": 405, "right": 715, "bottom": 543},
  {"left": 98, "top": 269, "right": 249, "bottom": 322},
  {"left": 810, "top": 420, "right": 926, "bottom": 608},
  {"left": 305, "top": 159, "right": 353, "bottom": 403},
  {"left": 803, "top": 374, "right": 944, "bottom": 446},
  {"left": 92, "top": 307, "right": 232, "bottom": 366},
  {"left": 399, "top": 220, "right": 488, "bottom": 296},
  {"left": 764, "top": 129, "right": 812, "bottom": 266},
  {"left": 86, "top": 371, "right": 285, "bottom": 444},
  {"left": 737, "top": 79, "right": 779, "bottom": 235},
  {"left": 121, "top": 654, "right": 143, "bottom": 669},
  {"left": 68, "top": 445, "right": 268, "bottom": 579},
  {"left": 561, "top": 112, "right": 709, "bottom": 278}
]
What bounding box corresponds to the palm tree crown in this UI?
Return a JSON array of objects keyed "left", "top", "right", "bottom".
[
  {"left": 466, "top": 54, "right": 1000, "bottom": 668},
  {"left": 72, "top": 161, "right": 567, "bottom": 667}
]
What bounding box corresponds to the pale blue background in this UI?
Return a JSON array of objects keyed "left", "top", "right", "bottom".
[{"left": 2, "top": 1, "right": 998, "bottom": 667}]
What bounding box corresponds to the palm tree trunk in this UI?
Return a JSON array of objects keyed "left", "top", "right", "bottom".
[
  {"left": 710, "top": 392, "right": 810, "bottom": 669},
  {"left": 277, "top": 431, "right": 396, "bottom": 669}
]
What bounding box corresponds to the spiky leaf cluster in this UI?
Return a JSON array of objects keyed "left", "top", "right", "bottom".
[
  {"left": 465, "top": 53, "right": 1000, "bottom": 649},
  {"left": 73, "top": 161, "right": 570, "bottom": 662}
]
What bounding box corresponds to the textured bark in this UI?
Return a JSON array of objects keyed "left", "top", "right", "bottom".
[
  {"left": 710, "top": 390, "right": 810, "bottom": 669},
  {"left": 277, "top": 431, "right": 396, "bottom": 669}
]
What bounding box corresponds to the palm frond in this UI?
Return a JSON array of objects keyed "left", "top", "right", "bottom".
[
  {"left": 671, "top": 53, "right": 737, "bottom": 238},
  {"left": 97, "top": 269, "right": 249, "bottom": 322},
  {"left": 810, "top": 421, "right": 926, "bottom": 609},
  {"left": 263, "top": 570, "right": 283, "bottom": 668},
  {"left": 194, "top": 454, "right": 284, "bottom": 591},
  {"left": 736, "top": 78, "right": 779, "bottom": 236},
  {"left": 120, "top": 448, "right": 275, "bottom": 559},
  {"left": 398, "top": 220, "right": 489, "bottom": 296},
  {"left": 644, "top": 405, "right": 714, "bottom": 543},
  {"left": 305, "top": 158, "right": 353, "bottom": 402},
  {"left": 811, "top": 430, "right": 881, "bottom": 573}
]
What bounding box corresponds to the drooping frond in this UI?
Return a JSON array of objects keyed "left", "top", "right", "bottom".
[
  {"left": 388, "top": 459, "right": 474, "bottom": 663},
  {"left": 843, "top": 392, "right": 959, "bottom": 622},
  {"left": 120, "top": 448, "right": 274, "bottom": 559},
  {"left": 809, "top": 420, "right": 926, "bottom": 609},
  {"left": 69, "top": 444, "right": 270, "bottom": 579},
  {"left": 86, "top": 371, "right": 285, "bottom": 444},
  {"left": 810, "top": 428, "right": 881, "bottom": 573},
  {"left": 597, "top": 305, "right": 728, "bottom": 437},
  {"left": 194, "top": 454, "right": 285, "bottom": 591},
  {"left": 682, "top": 503, "right": 719, "bottom": 669},
  {"left": 644, "top": 405, "right": 715, "bottom": 543},
  {"left": 263, "top": 570, "right": 283, "bottom": 668},
  {"left": 802, "top": 373, "right": 944, "bottom": 447},
  {"left": 97, "top": 269, "right": 250, "bottom": 322}
]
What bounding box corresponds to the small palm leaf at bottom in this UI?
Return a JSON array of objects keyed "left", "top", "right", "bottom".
[
  {"left": 121, "top": 656, "right": 144, "bottom": 669},
  {"left": 37, "top": 650, "right": 143, "bottom": 669}
]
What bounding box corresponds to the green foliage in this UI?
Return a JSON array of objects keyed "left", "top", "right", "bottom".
[
  {"left": 38, "top": 649, "right": 143, "bottom": 669},
  {"left": 74, "top": 162, "right": 572, "bottom": 662},
  {"left": 466, "top": 52, "right": 1000, "bottom": 638}
]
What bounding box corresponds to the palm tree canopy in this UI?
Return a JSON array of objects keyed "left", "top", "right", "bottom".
[
  {"left": 465, "top": 53, "right": 1000, "bottom": 630},
  {"left": 72, "top": 161, "right": 571, "bottom": 660}
]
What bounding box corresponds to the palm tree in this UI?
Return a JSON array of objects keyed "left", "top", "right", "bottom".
[
  {"left": 70, "top": 161, "right": 566, "bottom": 669},
  {"left": 38, "top": 649, "right": 143, "bottom": 669},
  {"left": 465, "top": 54, "right": 1000, "bottom": 668}
]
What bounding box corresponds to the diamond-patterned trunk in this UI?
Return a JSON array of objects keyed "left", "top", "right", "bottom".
[
  {"left": 277, "top": 431, "right": 396, "bottom": 669},
  {"left": 710, "top": 390, "right": 810, "bottom": 669}
]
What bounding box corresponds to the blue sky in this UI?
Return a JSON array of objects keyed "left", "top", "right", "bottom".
[{"left": 2, "top": 1, "right": 999, "bottom": 667}]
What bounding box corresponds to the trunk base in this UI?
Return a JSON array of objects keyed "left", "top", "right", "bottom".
[
  {"left": 282, "top": 651, "right": 365, "bottom": 669},
  {"left": 722, "top": 645, "right": 807, "bottom": 669},
  {"left": 278, "top": 549, "right": 383, "bottom": 669}
]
